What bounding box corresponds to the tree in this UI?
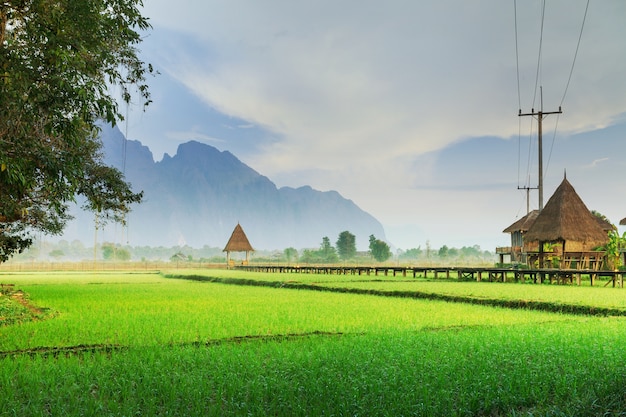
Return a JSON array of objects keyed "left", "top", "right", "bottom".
[
  {"left": 336, "top": 231, "right": 356, "bottom": 261},
  {"left": 320, "top": 236, "right": 339, "bottom": 263},
  {"left": 399, "top": 247, "right": 422, "bottom": 261},
  {"left": 49, "top": 249, "right": 64, "bottom": 260},
  {"left": 369, "top": 234, "right": 391, "bottom": 262},
  {"left": 300, "top": 249, "right": 316, "bottom": 264},
  {"left": 0, "top": 0, "right": 152, "bottom": 262},
  {"left": 102, "top": 242, "right": 129, "bottom": 261},
  {"left": 283, "top": 247, "right": 298, "bottom": 263},
  {"left": 299, "top": 241, "right": 338, "bottom": 264},
  {"left": 604, "top": 230, "right": 626, "bottom": 271}
]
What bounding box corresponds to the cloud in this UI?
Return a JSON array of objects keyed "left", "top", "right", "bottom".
[
  {"left": 164, "top": 130, "right": 225, "bottom": 144},
  {"left": 583, "top": 157, "right": 609, "bottom": 169},
  {"left": 134, "top": 1, "right": 626, "bottom": 248},
  {"left": 141, "top": 1, "right": 625, "bottom": 186}
]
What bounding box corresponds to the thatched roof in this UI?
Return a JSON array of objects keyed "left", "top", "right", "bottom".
[
  {"left": 223, "top": 223, "right": 254, "bottom": 252},
  {"left": 595, "top": 216, "right": 616, "bottom": 232},
  {"left": 523, "top": 177, "right": 608, "bottom": 246},
  {"left": 502, "top": 210, "right": 539, "bottom": 233},
  {"left": 621, "top": 217, "right": 626, "bottom": 226}
]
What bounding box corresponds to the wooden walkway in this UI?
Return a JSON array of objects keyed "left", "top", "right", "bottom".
[{"left": 236, "top": 265, "right": 625, "bottom": 287}]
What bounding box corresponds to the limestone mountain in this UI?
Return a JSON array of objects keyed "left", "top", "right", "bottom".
[{"left": 61, "top": 124, "right": 387, "bottom": 250}]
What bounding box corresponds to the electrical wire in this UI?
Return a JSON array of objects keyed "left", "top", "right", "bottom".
[
  {"left": 514, "top": 0, "right": 521, "bottom": 188},
  {"left": 515, "top": 0, "right": 589, "bottom": 191},
  {"left": 532, "top": 0, "right": 546, "bottom": 110},
  {"left": 514, "top": 0, "right": 522, "bottom": 112},
  {"left": 560, "top": 0, "right": 590, "bottom": 107},
  {"left": 514, "top": 0, "right": 539, "bottom": 197},
  {"left": 122, "top": 100, "right": 130, "bottom": 245},
  {"left": 545, "top": 0, "right": 590, "bottom": 178}
]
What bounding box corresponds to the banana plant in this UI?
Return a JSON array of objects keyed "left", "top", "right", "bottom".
[{"left": 605, "top": 230, "right": 626, "bottom": 271}]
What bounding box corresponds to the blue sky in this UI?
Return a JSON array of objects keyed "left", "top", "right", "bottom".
[{"left": 120, "top": 0, "right": 626, "bottom": 251}]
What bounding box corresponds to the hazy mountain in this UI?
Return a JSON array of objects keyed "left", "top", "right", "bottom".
[{"left": 60, "top": 124, "right": 387, "bottom": 250}]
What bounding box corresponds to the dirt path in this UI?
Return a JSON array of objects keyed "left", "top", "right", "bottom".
[{"left": 10, "top": 289, "right": 45, "bottom": 317}]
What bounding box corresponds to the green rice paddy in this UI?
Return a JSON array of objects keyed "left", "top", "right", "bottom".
[{"left": 2, "top": 269, "right": 626, "bottom": 416}]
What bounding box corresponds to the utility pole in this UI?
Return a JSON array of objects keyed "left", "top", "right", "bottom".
[
  {"left": 517, "top": 185, "right": 538, "bottom": 215},
  {"left": 518, "top": 87, "right": 562, "bottom": 211}
]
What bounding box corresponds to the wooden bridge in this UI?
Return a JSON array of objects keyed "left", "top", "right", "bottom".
[{"left": 236, "top": 265, "right": 625, "bottom": 287}]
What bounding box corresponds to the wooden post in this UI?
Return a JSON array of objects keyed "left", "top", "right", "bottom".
[{"left": 518, "top": 98, "right": 562, "bottom": 210}]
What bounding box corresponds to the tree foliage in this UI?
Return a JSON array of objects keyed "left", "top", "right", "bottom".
[
  {"left": 369, "top": 234, "right": 391, "bottom": 262},
  {"left": 604, "top": 231, "right": 626, "bottom": 271},
  {"left": 398, "top": 247, "right": 422, "bottom": 261},
  {"left": 320, "top": 236, "right": 339, "bottom": 263},
  {"left": 300, "top": 237, "right": 338, "bottom": 263},
  {"left": 283, "top": 247, "right": 298, "bottom": 263},
  {"left": 102, "top": 242, "right": 130, "bottom": 261},
  {"left": 336, "top": 230, "right": 356, "bottom": 260},
  {"left": 0, "top": 0, "right": 152, "bottom": 261}
]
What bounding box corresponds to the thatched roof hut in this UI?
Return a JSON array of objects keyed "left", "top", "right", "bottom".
[
  {"left": 500, "top": 210, "right": 540, "bottom": 261},
  {"left": 523, "top": 176, "right": 608, "bottom": 255},
  {"left": 503, "top": 210, "right": 539, "bottom": 247},
  {"left": 223, "top": 223, "right": 254, "bottom": 266},
  {"left": 620, "top": 218, "right": 626, "bottom": 226},
  {"left": 595, "top": 216, "right": 617, "bottom": 233},
  {"left": 503, "top": 210, "right": 540, "bottom": 235}
]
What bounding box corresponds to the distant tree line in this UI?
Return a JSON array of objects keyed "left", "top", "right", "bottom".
[
  {"left": 7, "top": 234, "right": 495, "bottom": 266},
  {"left": 286, "top": 230, "right": 392, "bottom": 264},
  {"left": 396, "top": 242, "right": 495, "bottom": 265}
]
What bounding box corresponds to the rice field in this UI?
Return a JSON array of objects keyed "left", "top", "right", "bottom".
[{"left": 2, "top": 270, "right": 626, "bottom": 416}]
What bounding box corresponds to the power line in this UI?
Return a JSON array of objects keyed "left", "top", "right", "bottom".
[
  {"left": 560, "top": 0, "right": 590, "bottom": 107},
  {"left": 519, "top": 95, "right": 562, "bottom": 211},
  {"left": 514, "top": 0, "right": 535, "bottom": 192},
  {"left": 514, "top": 0, "right": 521, "bottom": 111},
  {"left": 514, "top": 0, "right": 589, "bottom": 209},
  {"left": 531, "top": 0, "right": 546, "bottom": 110},
  {"left": 545, "top": 0, "right": 590, "bottom": 179}
]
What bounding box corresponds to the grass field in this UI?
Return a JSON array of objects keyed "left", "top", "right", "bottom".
[{"left": 2, "top": 270, "right": 626, "bottom": 416}]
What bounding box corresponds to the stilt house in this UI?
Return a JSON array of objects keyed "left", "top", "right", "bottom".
[
  {"left": 522, "top": 176, "right": 609, "bottom": 269},
  {"left": 498, "top": 210, "right": 539, "bottom": 263}
]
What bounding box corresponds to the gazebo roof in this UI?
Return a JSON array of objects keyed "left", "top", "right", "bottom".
[
  {"left": 223, "top": 223, "right": 254, "bottom": 252},
  {"left": 523, "top": 176, "right": 608, "bottom": 246},
  {"left": 621, "top": 217, "right": 626, "bottom": 226},
  {"left": 502, "top": 210, "right": 539, "bottom": 234}
]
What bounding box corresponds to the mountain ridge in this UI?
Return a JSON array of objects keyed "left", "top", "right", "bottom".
[{"left": 60, "top": 124, "right": 387, "bottom": 250}]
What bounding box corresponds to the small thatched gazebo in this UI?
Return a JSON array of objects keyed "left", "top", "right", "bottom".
[
  {"left": 620, "top": 218, "right": 626, "bottom": 226},
  {"left": 523, "top": 175, "right": 608, "bottom": 269},
  {"left": 223, "top": 223, "right": 254, "bottom": 267}
]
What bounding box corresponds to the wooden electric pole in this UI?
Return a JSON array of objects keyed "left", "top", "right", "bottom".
[
  {"left": 518, "top": 88, "right": 562, "bottom": 211},
  {"left": 518, "top": 185, "right": 538, "bottom": 215}
]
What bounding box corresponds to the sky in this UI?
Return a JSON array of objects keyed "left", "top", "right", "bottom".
[{"left": 119, "top": 0, "right": 626, "bottom": 251}]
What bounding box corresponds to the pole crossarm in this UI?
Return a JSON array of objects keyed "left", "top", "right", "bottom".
[
  {"left": 518, "top": 106, "right": 562, "bottom": 211},
  {"left": 518, "top": 108, "right": 563, "bottom": 117}
]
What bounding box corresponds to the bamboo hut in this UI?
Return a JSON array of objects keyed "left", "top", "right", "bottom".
[
  {"left": 223, "top": 223, "right": 254, "bottom": 267},
  {"left": 523, "top": 176, "right": 608, "bottom": 269},
  {"left": 499, "top": 210, "right": 540, "bottom": 263}
]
